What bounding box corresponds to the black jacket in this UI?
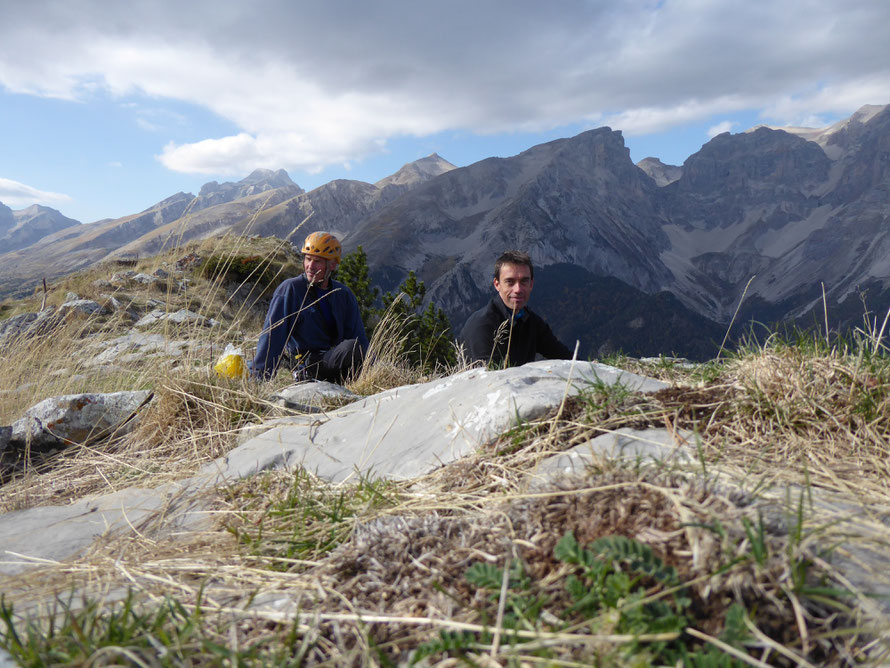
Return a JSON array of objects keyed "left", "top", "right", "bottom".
[{"left": 459, "top": 298, "right": 572, "bottom": 367}]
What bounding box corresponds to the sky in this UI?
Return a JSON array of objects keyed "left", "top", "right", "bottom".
[{"left": 1, "top": 0, "right": 890, "bottom": 224}]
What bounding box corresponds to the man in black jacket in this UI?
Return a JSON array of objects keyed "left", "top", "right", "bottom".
[{"left": 459, "top": 250, "right": 572, "bottom": 367}]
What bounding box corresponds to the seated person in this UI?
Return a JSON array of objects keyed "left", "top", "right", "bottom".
[
  {"left": 250, "top": 231, "right": 368, "bottom": 383},
  {"left": 459, "top": 250, "right": 572, "bottom": 367}
]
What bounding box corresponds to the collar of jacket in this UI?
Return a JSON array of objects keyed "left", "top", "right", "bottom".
[{"left": 491, "top": 297, "right": 529, "bottom": 322}]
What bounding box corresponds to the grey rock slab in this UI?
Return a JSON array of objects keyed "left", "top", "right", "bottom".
[
  {"left": 133, "top": 309, "right": 165, "bottom": 328},
  {"left": 534, "top": 427, "right": 694, "bottom": 482},
  {"left": 110, "top": 270, "right": 136, "bottom": 283},
  {"left": 0, "top": 479, "right": 213, "bottom": 576},
  {"left": 166, "top": 308, "right": 219, "bottom": 327},
  {"left": 233, "top": 415, "right": 319, "bottom": 446},
  {"left": 204, "top": 360, "right": 667, "bottom": 483},
  {"left": 10, "top": 390, "right": 152, "bottom": 446},
  {"left": 270, "top": 380, "right": 360, "bottom": 413}
]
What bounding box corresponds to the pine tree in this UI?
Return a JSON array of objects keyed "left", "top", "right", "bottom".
[
  {"left": 336, "top": 246, "right": 380, "bottom": 332},
  {"left": 338, "top": 250, "right": 456, "bottom": 372},
  {"left": 383, "top": 271, "right": 456, "bottom": 372}
]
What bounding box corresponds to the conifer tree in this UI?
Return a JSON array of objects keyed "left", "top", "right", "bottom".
[
  {"left": 383, "top": 271, "right": 456, "bottom": 372},
  {"left": 338, "top": 249, "right": 456, "bottom": 372},
  {"left": 336, "top": 246, "right": 380, "bottom": 330}
]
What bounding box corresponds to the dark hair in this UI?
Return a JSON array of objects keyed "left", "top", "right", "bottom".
[{"left": 494, "top": 250, "right": 534, "bottom": 281}]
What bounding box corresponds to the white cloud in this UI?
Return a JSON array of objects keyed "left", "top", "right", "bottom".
[
  {"left": 707, "top": 121, "right": 737, "bottom": 138},
  {"left": 0, "top": 178, "right": 72, "bottom": 209},
  {"left": 1, "top": 1, "right": 889, "bottom": 175},
  {"left": 600, "top": 97, "right": 751, "bottom": 136}
]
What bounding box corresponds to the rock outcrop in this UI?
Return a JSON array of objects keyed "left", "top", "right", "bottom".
[
  {"left": 0, "top": 360, "right": 662, "bottom": 575},
  {"left": 9, "top": 390, "right": 152, "bottom": 449}
]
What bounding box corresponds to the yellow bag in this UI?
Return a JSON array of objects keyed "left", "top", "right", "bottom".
[{"left": 214, "top": 344, "right": 246, "bottom": 379}]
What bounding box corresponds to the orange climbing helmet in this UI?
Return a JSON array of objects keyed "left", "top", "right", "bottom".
[{"left": 302, "top": 231, "right": 341, "bottom": 262}]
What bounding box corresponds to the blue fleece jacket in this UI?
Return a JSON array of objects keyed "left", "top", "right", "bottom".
[{"left": 250, "top": 275, "right": 369, "bottom": 379}]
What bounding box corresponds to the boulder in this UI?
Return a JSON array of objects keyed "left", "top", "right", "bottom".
[
  {"left": 135, "top": 308, "right": 219, "bottom": 329},
  {"left": 206, "top": 360, "right": 665, "bottom": 483},
  {"left": 174, "top": 252, "right": 202, "bottom": 272},
  {"left": 10, "top": 390, "right": 153, "bottom": 448},
  {"left": 59, "top": 299, "right": 109, "bottom": 316},
  {"left": 535, "top": 427, "right": 694, "bottom": 482},
  {"left": 132, "top": 273, "right": 158, "bottom": 285},
  {"left": 0, "top": 479, "right": 208, "bottom": 576},
  {"left": 270, "top": 380, "right": 360, "bottom": 412},
  {"left": 110, "top": 270, "right": 136, "bottom": 284},
  {"left": 0, "top": 309, "right": 61, "bottom": 345}
]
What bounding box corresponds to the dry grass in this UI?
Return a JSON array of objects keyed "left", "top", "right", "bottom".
[
  {"left": 1, "top": 445, "right": 878, "bottom": 665},
  {"left": 346, "top": 300, "right": 471, "bottom": 396},
  {"left": 0, "top": 235, "right": 303, "bottom": 508}
]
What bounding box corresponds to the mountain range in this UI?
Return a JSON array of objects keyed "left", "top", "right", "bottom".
[{"left": 2, "top": 103, "right": 889, "bottom": 359}]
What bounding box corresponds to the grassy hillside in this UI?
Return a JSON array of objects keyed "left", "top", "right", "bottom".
[{"left": 1, "top": 236, "right": 889, "bottom": 665}]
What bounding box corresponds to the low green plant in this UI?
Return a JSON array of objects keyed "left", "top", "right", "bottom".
[
  {"left": 0, "top": 589, "right": 313, "bottom": 666},
  {"left": 465, "top": 559, "right": 548, "bottom": 630},
  {"left": 574, "top": 373, "right": 636, "bottom": 422},
  {"left": 414, "top": 532, "right": 751, "bottom": 666},
  {"left": 226, "top": 470, "right": 397, "bottom": 568}
]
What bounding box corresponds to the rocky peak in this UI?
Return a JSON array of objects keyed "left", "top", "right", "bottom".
[
  {"left": 758, "top": 103, "right": 890, "bottom": 160},
  {"left": 825, "top": 104, "right": 890, "bottom": 204},
  {"left": 240, "top": 168, "right": 297, "bottom": 188},
  {"left": 375, "top": 154, "right": 457, "bottom": 190},
  {"left": 142, "top": 192, "right": 195, "bottom": 212},
  {"left": 676, "top": 127, "right": 831, "bottom": 198},
  {"left": 194, "top": 169, "right": 303, "bottom": 211},
  {"left": 636, "top": 157, "right": 683, "bottom": 186}
]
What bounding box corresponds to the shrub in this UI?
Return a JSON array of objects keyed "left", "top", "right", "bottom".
[{"left": 199, "top": 253, "right": 275, "bottom": 287}]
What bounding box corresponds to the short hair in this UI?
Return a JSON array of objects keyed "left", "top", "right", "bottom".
[{"left": 494, "top": 250, "right": 534, "bottom": 281}]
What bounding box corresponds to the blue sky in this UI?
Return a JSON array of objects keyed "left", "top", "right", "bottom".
[{"left": 1, "top": 1, "right": 889, "bottom": 224}]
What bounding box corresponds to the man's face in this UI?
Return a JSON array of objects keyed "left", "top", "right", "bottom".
[
  {"left": 303, "top": 253, "right": 336, "bottom": 287},
  {"left": 494, "top": 262, "right": 533, "bottom": 312}
]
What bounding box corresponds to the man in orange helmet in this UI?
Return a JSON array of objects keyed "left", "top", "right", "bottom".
[{"left": 250, "top": 231, "right": 368, "bottom": 383}]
